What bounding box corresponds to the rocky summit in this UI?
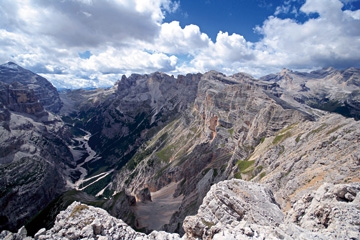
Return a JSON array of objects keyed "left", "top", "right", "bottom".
[{"left": 0, "top": 62, "right": 360, "bottom": 239}]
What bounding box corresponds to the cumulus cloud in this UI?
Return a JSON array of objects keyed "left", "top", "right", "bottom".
[
  {"left": 5, "top": 0, "right": 164, "bottom": 47},
  {"left": 188, "top": 32, "right": 255, "bottom": 72},
  {"left": 0, "top": 0, "right": 180, "bottom": 88},
  {"left": 0, "top": 0, "right": 359, "bottom": 88},
  {"left": 254, "top": 0, "right": 360, "bottom": 70},
  {"left": 149, "top": 21, "right": 211, "bottom": 54},
  {"left": 187, "top": 0, "right": 360, "bottom": 76}
]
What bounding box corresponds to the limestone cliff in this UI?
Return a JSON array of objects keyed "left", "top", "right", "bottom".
[
  {"left": 0, "top": 66, "right": 73, "bottom": 232},
  {"left": 111, "top": 71, "right": 314, "bottom": 233},
  {"left": 0, "top": 108, "right": 75, "bottom": 232},
  {"left": 111, "top": 69, "right": 360, "bottom": 235},
  {"left": 0, "top": 62, "right": 63, "bottom": 113},
  {"left": 61, "top": 72, "right": 201, "bottom": 199},
  {"left": 0, "top": 81, "right": 46, "bottom": 117}
]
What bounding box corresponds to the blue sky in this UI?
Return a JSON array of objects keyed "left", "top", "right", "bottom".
[
  {"left": 1, "top": 0, "right": 360, "bottom": 88},
  {"left": 166, "top": 0, "right": 285, "bottom": 42},
  {"left": 166, "top": 0, "right": 360, "bottom": 41}
]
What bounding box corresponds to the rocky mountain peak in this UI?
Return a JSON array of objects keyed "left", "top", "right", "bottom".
[
  {"left": 1, "top": 62, "right": 21, "bottom": 70},
  {"left": 0, "top": 62, "right": 63, "bottom": 113},
  {"left": 279, "top": 68, "right": 292, "bottom": 75}
]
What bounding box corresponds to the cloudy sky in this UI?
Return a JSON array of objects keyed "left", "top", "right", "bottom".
[{"left": 1, "top": 0, "right": 360, "bottom": 89}]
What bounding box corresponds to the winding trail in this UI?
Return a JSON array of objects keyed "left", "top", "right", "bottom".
[{"left": 66, "top": 130, "right": 101, "bottom": 190}]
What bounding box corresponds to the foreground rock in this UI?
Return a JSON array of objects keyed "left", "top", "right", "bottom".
[
  {"left": 287, "top": 182, "right": 360, "bottom": 240},
  {"left": 3, "top": 180, "right": 359, "bottom": 240},
  {"left": 5, "top": 201, "right": 180, "bottom": 240},
  {"left": 183, "top": 179, "right": 360, "bottom": 240}
]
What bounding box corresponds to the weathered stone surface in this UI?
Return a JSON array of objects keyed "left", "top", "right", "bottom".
[
  {"left": 0, "top": 81, "right": 47, "bottom": 117},
  {"left": 4, "top": 180, "right": 359, "bottom": 240},
  {"left": 29, "top": 201, "right": 179, "bottom": 240},
  {"left": 183, "top": 180, "right": 360, "bottom": 240},
  {"left": 0, "top": 110, "right": 73, "bottom": 232},
  {"left": 254, "top": 113, "right": 360, "bottom": 212},
  {"left": 0, "top": 62, "right": 62, "bottom": 113},
  {"left": 287, "top": 182, "right": 360, "bottom": 240},
  {"left": 0, "top": 69, "right": 73, "bottom": 232}
]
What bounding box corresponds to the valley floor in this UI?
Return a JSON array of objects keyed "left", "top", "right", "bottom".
[{"left": 134, "top": 182, "right": 183, "bottom": 230}]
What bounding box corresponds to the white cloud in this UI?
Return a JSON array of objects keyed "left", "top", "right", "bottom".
[
  {"left": 255, "top": 0, "right": 360, "bottom": 69},
  {"left": 0, "top": 0, "right": 180, "bottom": 88},
  {"left": 187, "top": 0, "right": 360, "bottom": 77},
  {"left": 344, "top": 9, "right": 360, "bottom": 19},
  {"left": 0, "top": 0, "right": 359, "bottom": 88},
  {"left": 149, "top": 21, "right": 211, "bottom": 54},
  {"left": 188, "top": 31, "right": 255, "bottom": 74}
]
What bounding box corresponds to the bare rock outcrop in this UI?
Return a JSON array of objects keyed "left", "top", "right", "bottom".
[
  {"left": 183, "top": 179, "right": 360, "bottom": 240},
  {"left": 183, "top": 179, "right": 284, "bottom": 239},
  {"left": 2, "top": 65, "right": 360, "bottom": 238},
  {"left": 0, "top": 66, "right": 73, "bottom": 232},
  {"left": 0, "top": 62, "right": 63, "bottom": 113},
  {"left": 0, "top": 81, "right": 47, "bottom": 117},
  {"left": 5, "top": 201, "right": 181, "bottom": 240},
  {"left": 4, "top": 180, "right": 359, "bottom": 240},
  {"left": 0, "top": 109, "right": 73, "bottom": 232},
  {"left": 113, "top": 70, "right": 314, "bottom": 233},
  {"left": 287, "top": 182, "right": 360, "bottom": 240}
]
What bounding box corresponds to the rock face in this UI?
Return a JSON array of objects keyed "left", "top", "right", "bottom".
[
  {"left": 0, "top": 81, "right": 46, "bottom": 117},
  {"left": 112, "top": 70, "right": 314, "bottom": 233},
  {"left": 0, "top": 62, "right": 62, "bottom": 113},
  {"left": 287, "top": 182, "right": 360, "bottom": 239},
  {"left": 3, "top": 180, "right": 359, "bottom": 240},
  {"left": 62, "top": 72, "right": 202, "bottom": 199},
  {"left": 0, "top": 64, "right": 73, "bottom": 232},
  {"left": 110, "top": 69, "right": 360, "bottom": 234},
  {"left": 85, "top": 72, "right": 201, "bottom": 162},
  {"left": 0, "top": 109, "right": 73, "bottom": 232},
  {"left": 183, "top": 179, "right": 284, "bottom": 239},
  {"left": 250, "top": 113, "right": 360, "bottom": 212},
  {"left": 183, "top": 180, "right": 360, "bottom": 240}
]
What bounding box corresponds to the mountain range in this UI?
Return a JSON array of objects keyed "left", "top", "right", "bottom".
[{"left": 0, "top": 62, "right": 359, "bottom": 239}]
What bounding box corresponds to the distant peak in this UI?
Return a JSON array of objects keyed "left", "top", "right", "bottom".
[
  {"left": 280, "top": 68, "right": 292, "bottom": 75},
  {"left": 203, "top": 70, "right": 226, "bottom": 78},
  {"left": 1, "top": 61, "right": 20, "bottom": 70},
  {"left": 323, "top": 66, "right": 337, "bottom": 72},
  {"left": 5, "top": 61, "right": 18, "bottom": 66}
]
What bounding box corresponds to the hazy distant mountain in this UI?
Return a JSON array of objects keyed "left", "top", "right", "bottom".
[{"left": 261, "top": 67, "right": 360, "bottom": 120}]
